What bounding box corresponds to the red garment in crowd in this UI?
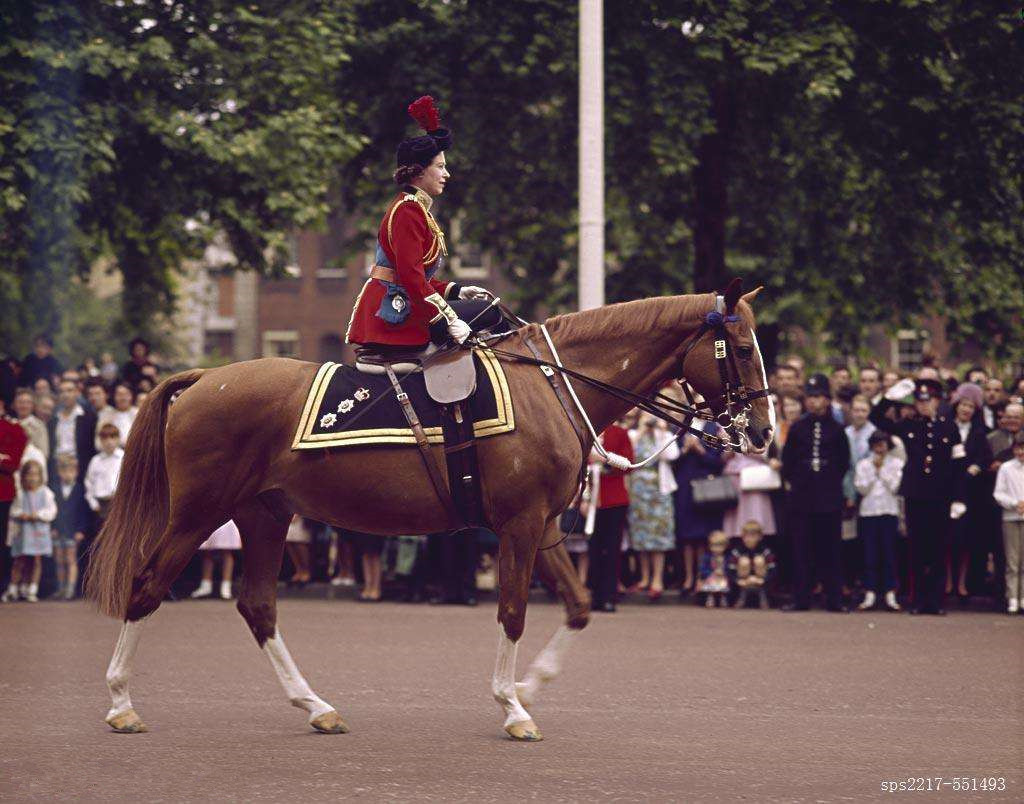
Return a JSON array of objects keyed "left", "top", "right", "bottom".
[
  {"left": 0, "top": 417, "right": 28, "bottom": 503},
  {"left": 345, "top": 189, "right": 458, "bottom": 347},
  {"left": 597, "top": 424, "right": 634, "bottom": 509}
]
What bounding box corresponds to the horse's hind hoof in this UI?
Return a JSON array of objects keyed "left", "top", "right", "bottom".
[
  {"left": 310, "top": 710, "right": 349, "bottom": 734},
  {"left": 106, "top": 709, "right": 148, "bottom": 733},
  {"left": 505, "top": 719, "right": 543, "bottom": 742}
]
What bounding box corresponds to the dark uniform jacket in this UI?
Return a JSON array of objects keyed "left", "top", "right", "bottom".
[
  {"left": 50, "top": 479, "right": 91, "bottom": 538},
  {"left": 870, "top": 402, "right": 965, "bottom": 501},
  {"left": 781, "top": 412, "right": 851, "bottom": 512}
]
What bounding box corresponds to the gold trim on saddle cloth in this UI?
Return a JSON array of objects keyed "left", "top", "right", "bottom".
[{"left": 290, "top": 348, "right": 515, "bottom": 450}]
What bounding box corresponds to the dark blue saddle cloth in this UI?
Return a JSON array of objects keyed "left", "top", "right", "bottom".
[{"left": 291, "top": 349, "right": 515, "bottom": 450}]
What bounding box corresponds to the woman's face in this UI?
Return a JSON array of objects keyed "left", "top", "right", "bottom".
[
  {"left": 955, "top": 398, "right": 976, "bottom": 423},
  {"left": 782, "top": 396, "right": 803, "bottom": 422},
  {"left": 413, "top": 152, "right": 449, "bottom": 196},
  {"left": 113, "top": 385, "right": 133, "bottom": 411}
]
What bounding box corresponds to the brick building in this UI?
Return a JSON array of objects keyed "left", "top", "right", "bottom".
[{"left": 186, "top": 213, "right": 507, "bottom": 367}]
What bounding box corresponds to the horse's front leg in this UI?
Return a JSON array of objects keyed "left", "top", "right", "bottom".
[
  {"left": 516, "top": 535, "right": 590, "bottom": 710},
  {"left": 492, "top": 512, "right": 544, "bottom": 741}
]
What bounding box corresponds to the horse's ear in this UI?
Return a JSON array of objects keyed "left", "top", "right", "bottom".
[
  {"left": 722, "top": 277, "right": 743, "bottom": 312},
  {"left": 741, "top": 285, "right": 764, "bottom": 304}
]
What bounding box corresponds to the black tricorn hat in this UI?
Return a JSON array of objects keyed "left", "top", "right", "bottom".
[
  {"left": 396, "top": 96, "right": 452, "bottom": 167},
  {"left": 805, "top": 373, "right": 831, "bottom": 398},
  {"left": 913, "top": 378, "right": 943, "bottom": 401}
]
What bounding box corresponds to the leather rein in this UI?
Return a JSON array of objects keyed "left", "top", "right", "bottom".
[{"left": 474, "top": 295, "right": 770, "bottom": 455}]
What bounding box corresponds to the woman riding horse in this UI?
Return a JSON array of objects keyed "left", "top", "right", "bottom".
[{"left": 345, "top": 95, "right": 503, "bottom": 356}]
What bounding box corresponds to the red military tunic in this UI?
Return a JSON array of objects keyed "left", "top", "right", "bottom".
[{"left": 345, "top": 188, "right": 459, "bottom": 347}]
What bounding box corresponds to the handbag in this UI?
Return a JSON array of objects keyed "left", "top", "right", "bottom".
[
  {"left": 690, "top": 475, "right": 738, "bottom": 511},
  {"left": 559, "top": 507, "right": 586, "bottom": 535},
  {"left": 739, "top": 464, "right": 782, "bottom": 492}
]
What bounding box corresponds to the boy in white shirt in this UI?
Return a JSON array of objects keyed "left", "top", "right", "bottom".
[
  {"left": 993, "top": 432, "right": 1024, "bottom": 614},
  {"left": 85, "top": 422, "right": 123, "bottom": 522},
  {"left": 854, "top": 430, "right": 905, "bottom": 611}
]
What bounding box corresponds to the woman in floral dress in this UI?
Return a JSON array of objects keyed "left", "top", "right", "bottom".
[{"left": 628, "top": 415, "right": 679, "bottom": 601}]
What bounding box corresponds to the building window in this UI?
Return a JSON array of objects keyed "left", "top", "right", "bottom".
[
  {"left": 449, "top": 216, "right": 489, "bottom": 280},
  {"left": 894, "top": 329, "right": 927, "bottom": 373},
  {"left": 262, "top": 330, "right": 299, "bottom": 358},
  {"left": 283, "top": 234, "right": 301, "bottom": 278}
]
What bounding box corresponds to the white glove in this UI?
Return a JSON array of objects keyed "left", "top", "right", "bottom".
[
  {"left": 458, "top": 285, "right": 490, "bottom": 300},
  {"left": 885, "top": 378, "right": 915, "bottom": 402},
  {"left": 950, "top": 501, "right": 966, "bottom": 520},
  {"left": 604, "top": 452, "right": 632, "bottom": 472},
  {"left": 447, "top": 318, "right": 471, "bottom": 344}
]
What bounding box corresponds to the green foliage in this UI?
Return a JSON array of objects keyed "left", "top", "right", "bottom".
[
  {"left": 335, "top": 0, "right": 1023, "bottom": 361},
  {"left": 1, "top": 0, "right": 361, "bottom": 355}
]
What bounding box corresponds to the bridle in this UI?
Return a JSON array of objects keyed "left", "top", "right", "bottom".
[
  {"left": 672, "top": 295, "right": 772, "bottom": 452},
  {"left": 473, "top": 294, "right": 772, "bottom": 460}
]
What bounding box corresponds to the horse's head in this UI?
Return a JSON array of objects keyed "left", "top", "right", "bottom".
[{"left": 675, "top": 278, "right": 776, "bottom": 454}]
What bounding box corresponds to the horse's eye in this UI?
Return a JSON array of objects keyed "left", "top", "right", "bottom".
[{"left": 736, "top": 345, "right": 754, "bottom": 360}]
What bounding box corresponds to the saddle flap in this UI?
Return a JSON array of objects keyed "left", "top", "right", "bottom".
[{"left": 424, "top": 349, "right": 477, "bottom": 403}]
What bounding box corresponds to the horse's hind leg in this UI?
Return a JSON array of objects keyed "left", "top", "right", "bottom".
[
  {"left": 491, "top": 511, "right": 544, "bottom": 741},
  {"left": 516, "top": 535, "right": 590, "bottom": 710},
  {"left": 107, "top": 513, "right": 223, "bottom": 733},
  {"left": 233, "top": 498, "right": 348, "bottom": 734}
]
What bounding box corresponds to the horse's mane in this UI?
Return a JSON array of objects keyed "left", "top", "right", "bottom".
[{"left": 543, "top": 293, "right": 716, "bottom": 343}]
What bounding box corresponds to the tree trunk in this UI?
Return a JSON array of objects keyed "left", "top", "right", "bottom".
[{"left": 693, "top": 79, "right": 734, "bottom": 295}]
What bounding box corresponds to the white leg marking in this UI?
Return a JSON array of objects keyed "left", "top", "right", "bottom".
[
  {"left": 106, "top": 619, "right": 145, "bottom": 719},
  {"left": 262, "top": 627, "right": 334, "bottom": 720},
  {"left": 491, "top": 623, "right": 531, "bottom": 728},
  {"left": 516, "top": 625, "right": 577, "bottom": 709}
]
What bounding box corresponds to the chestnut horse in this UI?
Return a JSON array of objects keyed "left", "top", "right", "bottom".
[{"left": 85, "top": 282, "right": 773, "bottom": 741}]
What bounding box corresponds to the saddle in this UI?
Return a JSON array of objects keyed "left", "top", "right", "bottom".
[{"left": 356, "top": 345, "right": 484, "bottom": 529}]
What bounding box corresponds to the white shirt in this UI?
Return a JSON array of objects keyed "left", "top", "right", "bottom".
[
  {"left": 96, "top": 406, "right": 137, "bottom": 449},
  {"left": 993, "top": 458, "right": 1024, "bottom": 522},
  {"left": 957, "top": 420, "right": 971, "bottom": 445},
  {"left": 845, "top": 422, "right": 876, "bottom": 466},
  {"left": 85, "top": 448, "right": 123, "bottom": 511},
  {"left": 55, "top": 404, "right": 85, "bottom": 456},
  {"left": 854, "top": 454, "right": 904, "bottom": 517}
]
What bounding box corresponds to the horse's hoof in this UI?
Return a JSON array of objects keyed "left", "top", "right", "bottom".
[
  {"left": 505, "top": 719, "right": 543, "bottom": 742},
  {"left": 106, "top": 709, "right": 148, "bottom": 733},
  {"left": 310, "top": 710, "right": 349, "bottom": 734}
]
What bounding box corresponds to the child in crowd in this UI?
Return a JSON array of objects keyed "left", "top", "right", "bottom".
[
  {"left": 728, "top": 520, "right": 777, "bottom": 609},
  {"left": 697, "top": 529, "right": 730, "bottom": 608},
  {"left": 3, "top": 461, "right": 56, "bottom": 602},
  {"left": 51, "top": 454, "right": 91, "bottom": 600},
  {"left": 854, "top": 431, "right": 904, "bottom": 611},
  {"left": 993, "top": 432, "right": 1024, "bottom": 614},
  {"left": 85, "top": 423, "right": 123, "bottom": 522},
  {"left": 192, "top": 520, "right": 241, "bottom": 600}
]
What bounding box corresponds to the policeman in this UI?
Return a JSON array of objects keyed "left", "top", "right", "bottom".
[
  {"left": 870, "top": 378, "right": 966, "bottom": 615},
  {"left": 782, "top": 374, "right": 851, "bottom": 611}
]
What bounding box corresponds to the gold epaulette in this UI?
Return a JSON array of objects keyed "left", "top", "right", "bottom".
[{"left": 386, "top": 194, "right": 448, "bottom": 261}]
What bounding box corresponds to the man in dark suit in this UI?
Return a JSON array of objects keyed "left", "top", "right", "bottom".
[
  {"left": 782, "top": 374, "right": 852, "bottom": 612},
  {"left": 47, "top": 378, "right": 97, "bottom": 483},
  {"left": 871, "top": 378, "right": 967, "bottom": 614}
]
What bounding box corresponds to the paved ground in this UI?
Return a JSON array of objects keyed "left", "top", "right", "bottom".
[{"left": 0, "top": 598, "right": 1021, "bottom": 802}]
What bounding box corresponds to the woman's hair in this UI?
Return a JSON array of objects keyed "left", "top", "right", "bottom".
[
  {"left": 393, "top": 164, "right": 424, "bottom": 185},
  {"left": 19, "top": 460, "right": 44, "bottom": 485}
]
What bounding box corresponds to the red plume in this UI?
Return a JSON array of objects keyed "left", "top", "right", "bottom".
[{"left": 407, "top": 95, "right": 441, "bottom": 132}]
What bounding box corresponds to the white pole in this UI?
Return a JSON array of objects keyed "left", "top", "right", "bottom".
[{"left": 578, "top": 0, "right": 604, "bottom": 311}]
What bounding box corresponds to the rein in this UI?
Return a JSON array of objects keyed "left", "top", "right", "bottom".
[{"left": 474, "top": 295, "right": 769, "bottom": 458}]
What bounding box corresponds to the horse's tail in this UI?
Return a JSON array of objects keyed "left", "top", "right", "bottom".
[{"left": 85, "top": 369, "right": 205, "bottom": 619}]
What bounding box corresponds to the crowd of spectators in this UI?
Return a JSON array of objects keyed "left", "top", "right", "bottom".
[{"left": 3, "top": 335, "right": 1024, "bottom": 616}]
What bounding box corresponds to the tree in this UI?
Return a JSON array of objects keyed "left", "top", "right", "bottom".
[{"left": 0, "top": 1, "right": 361, "bottom": 356}]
